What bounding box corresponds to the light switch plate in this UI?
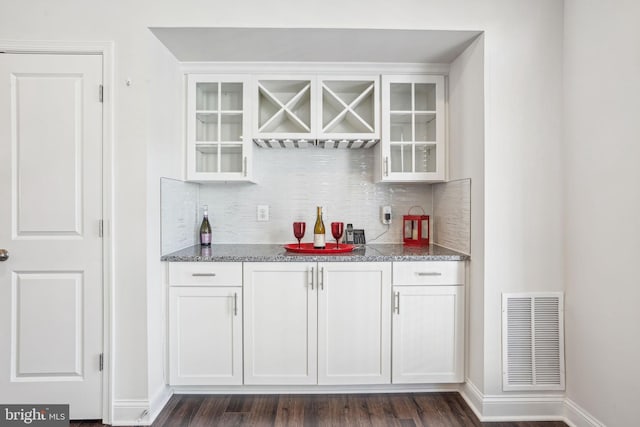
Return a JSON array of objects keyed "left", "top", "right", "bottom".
[{"left": 257, "top": 205, "right": 269, "bottom": 221}]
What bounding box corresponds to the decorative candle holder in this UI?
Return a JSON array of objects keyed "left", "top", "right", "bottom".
[{"left": 403, "top": 207, "right": 429, "bottom": 246}]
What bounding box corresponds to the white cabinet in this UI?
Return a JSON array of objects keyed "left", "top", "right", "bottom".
[
  {"left": 243, "top": 262, "right": 317, "bottom": 385},
  {"left": 318, "top": 262, "right": 391, "bottom": 385},
  {"left": 167, "top": 259, "right": 464, "bottom": 388},
  {"left": 391, "top": 261, "right": 465, "bottom": 383},
  {"left": 253, "top": 75, "right": 379, "bottom": 145},
  {"left": 378, "top": 75, "right": 446, "bottom": 182},
  {"left": 186, "top": 75, "right": 252, "bottom": 181},
  {"left": 168, "top": 263, "right": 242, "bottom": 385},
  {"left": 243, "top": 262, "right": 391, "bottom": 385}
]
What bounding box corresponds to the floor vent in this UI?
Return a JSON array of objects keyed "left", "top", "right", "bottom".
[{"left": 502, "top": 292, "right": 565, "bottom": 391}]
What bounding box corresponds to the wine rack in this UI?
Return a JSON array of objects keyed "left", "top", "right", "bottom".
[
  {"left": 253, "top": 75, "right": 379, "bottom": 145},
  {"left": 254, "top": 77, "right": 315, "bottom": 140},
  {"left": 318, "top": 77, "right": 379, "bottom": 141}
]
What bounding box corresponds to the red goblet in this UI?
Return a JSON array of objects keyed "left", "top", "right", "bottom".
[
  {"left": 331, "top": 222, "right": 344, "bottom": 249},
  {"left": 293, "top": 222, "right": 306, "bottom": 249}
]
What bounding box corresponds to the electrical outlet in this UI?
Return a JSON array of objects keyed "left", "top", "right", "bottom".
[
  {"left": 257, "top": 205, "right": 269, "bottom": 221},
  {"left": 381, "top": 206, "right": 392, "bottom": 225}
]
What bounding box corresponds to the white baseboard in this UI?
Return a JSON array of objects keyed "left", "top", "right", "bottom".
[
  {"left": 171, "top": 383, "right": 460, "bottom": 394},
  {"left": 111, "top": 399, "right": 151, "bottom": 426},
  {"left": 564, "top": 398, "right": 605, "bottom": 427},
  {"left": 111, "top": 386, "right": 173, "bottom": 426},
  {"left": 149, "top": 385, "right": 173, "bottom": 424},
  {"left": 458, "top": 381, "right": 484, "bottom": 420},
  {"left": 459, "top": 380, "right": 566, "bottom": 422}
]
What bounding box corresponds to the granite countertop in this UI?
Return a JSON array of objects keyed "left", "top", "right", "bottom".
[{"left": 161, "top": 244, "right": 469, "bottom": 262}]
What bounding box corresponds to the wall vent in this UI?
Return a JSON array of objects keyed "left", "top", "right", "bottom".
[{"left": 502, "top": 292, "right": 565, "bottom": 391}]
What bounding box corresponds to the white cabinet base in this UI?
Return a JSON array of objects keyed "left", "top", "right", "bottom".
[
  {"left": 318, "top": 262, "right": 391, "bottom": 385},
  {"left": 392, "top": 285, "right": 464, "bottom": 383},
  {"left": 169, "top": 287, "right": 242, "bottom": 385},
  {"left": 243, "top": 262, "right": 318, "bottom": 385}
]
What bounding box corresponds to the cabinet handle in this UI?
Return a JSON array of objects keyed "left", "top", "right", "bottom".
[
  {"left": 319, "top": 267, "right": 324, "bottom": 290},
  {"left": 192, "top": 273, "right": 216, "bottom": 277},
  {"left": 233, "top": 292, "right": 238, "bottom": 316},
  {"left": 417, "top": 272, "right": 442, "bottom": 276},
  {"left": 309, "top": 267, "right": 314, "bottom": 290},
  {"left": 243, "top": 157, "right": 247, "bottom": 177},
  {"left": 395, "top": 291, "right": 400, "bottom": 314},
  {"left": 384, "top": 157, "right": 389, "bottom": 176}
]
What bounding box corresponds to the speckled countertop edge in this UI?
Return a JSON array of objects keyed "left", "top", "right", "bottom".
[{"left": 161, "top": 244, "right": 469, "bottom": 262}]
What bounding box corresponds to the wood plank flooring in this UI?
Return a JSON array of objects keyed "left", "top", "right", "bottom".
[{"left": 71, "top": 393, "right": 569, "bottom": 427}]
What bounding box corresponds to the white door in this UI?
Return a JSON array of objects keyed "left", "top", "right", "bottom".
[
  {"left": 318, "top": 262, "right": 391, "bottom": 385},
  {"left": 243, "top": 262, "right": 317, "bottom": 385},
  {"left": 392, "top": 285, "right": 465, "bottom": 383},
  {"left": 0, "top": 53, "right": 103, "bottom": 418},
  {"left": 169, "top": 287, "right": 242, "bottom": 385}
]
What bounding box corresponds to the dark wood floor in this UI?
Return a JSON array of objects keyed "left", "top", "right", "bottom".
[{"left": 71, "top": 393, "right": 568, "bottom": 427}]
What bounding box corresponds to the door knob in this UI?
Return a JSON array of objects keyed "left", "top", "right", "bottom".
[{"left": 0, "top": 249, "right": 8, "bottom": 261}]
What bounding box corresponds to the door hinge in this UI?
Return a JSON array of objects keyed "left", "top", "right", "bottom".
[
  {"left": 99, "top": 85, "right": 104, "bottom": 103},
  {"left": 99, "top": 353, "right": 104, "bottom": 371},
  {"left": 98, "top": 219, "right": 104, "bottom": 238}
]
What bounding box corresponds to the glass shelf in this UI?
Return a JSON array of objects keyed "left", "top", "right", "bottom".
[
  {"left": 195, "top": 143, "right": 243, "bottom": 174},
  {"left": 390, "top": 143, "right": 437, "bottom": 174}
]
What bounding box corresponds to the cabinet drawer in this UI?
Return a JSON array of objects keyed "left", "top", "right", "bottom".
[
  {"left": 169, "top": 262, "right": 242, "bottom": 286},
  {"left": 393, "top": 261, "right": 464, "bottom": 285}
]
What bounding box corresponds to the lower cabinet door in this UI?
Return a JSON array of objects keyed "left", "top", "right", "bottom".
[
  {"left": 318, "top": 262, "right": 392, "bottom": 385},
  {"left": 243, "top": 262, "right": 318, "bottom": 385},
  {"left": 392, "top": 285, "right": 464, "bottom": 383},
  {"left": 169, "top": 286, "right": 242, "bottom": 385}
]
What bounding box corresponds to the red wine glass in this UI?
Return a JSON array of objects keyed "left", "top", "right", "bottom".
[
  {"left": 293, "top": 222, "right": 306, "bottom": 249},
  {"left": 331, "top": 222, "right": 344, "bottom": 249}
]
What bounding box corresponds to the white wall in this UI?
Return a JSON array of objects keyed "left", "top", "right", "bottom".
[
  {"left": 0, "top": 0, "right": 568, "bottom": 420},
  {"left": 563, "top": 1, "right": 640, "bottom": 425},
  {"left": 146, "top": 34, "right": 183, "bottom": 413},
  {"left": 480, "top": 3, "right": 565, "bottom": 396},
  {"left": 449, "top": 35, "right": 485, "bottom": 391}
]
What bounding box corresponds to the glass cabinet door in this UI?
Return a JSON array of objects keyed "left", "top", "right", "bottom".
[
  {"left": 188, "top": 76, "right": 251, "bottom": 181},
  {"left": 381, "top": 75, "right": 445, "bottom": 182}
]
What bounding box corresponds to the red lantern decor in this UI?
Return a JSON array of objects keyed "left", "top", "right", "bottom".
[{"left": 403, "top": 207, "right": 429, "bottom": 246}]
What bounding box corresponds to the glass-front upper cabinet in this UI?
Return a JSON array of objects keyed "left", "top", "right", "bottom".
[
  {"left": 187, "top": 75, "right": 252, "bottom": 182},
  {"left": 378, "top": 75, "right": 445, "bottom": 182}
]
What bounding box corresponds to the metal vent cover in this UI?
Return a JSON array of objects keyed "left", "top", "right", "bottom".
[{"left": 502, "top": 292, "right": 565, "bottom": 391}]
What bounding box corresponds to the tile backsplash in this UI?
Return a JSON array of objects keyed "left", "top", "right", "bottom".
[
  {"left": 160, "top": 177, "right": 199, "bottom": 254},
  {"left": 165, "top": 148, "right": 433, "bottom": 248},
  {"left": 432, "top": 178, "right": 471, "bottom": 254}
]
